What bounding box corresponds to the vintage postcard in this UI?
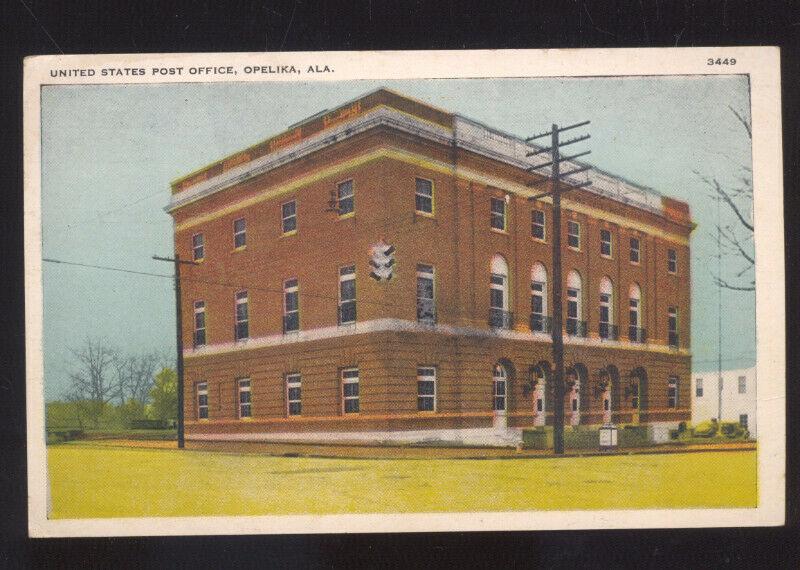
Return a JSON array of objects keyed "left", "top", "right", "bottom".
[{"left": 24, "top": 48, "right": 785, "bottom": 537}]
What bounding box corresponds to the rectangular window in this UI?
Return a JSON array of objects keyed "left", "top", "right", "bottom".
[
  {"left": 667, "top": 376, "right": 678, "bottom": 408},
  {"left": 567, "top": 220, "right": 580, "bottom": 249},
  {"left": 416, "top": 264, "right": 435, "bottom": 324},
  {"left": 668, "top": 306, "right": 678, "bottom": 348},
  {"left": 192, "top": 233, "right": 205, "bottom": 261},
  {"left": 600, "top": 229, "right": 612, "bottom": 257},
  {"left": 196, "top": 382, "right": 208, "bottom": 419},
  {"left": 417, "top": 366, "right": 436, "bottom": 411},
  {"left": 283, "top": 278, "right": 299, "bottom": 333},
  {"left": 531, "top": 280, "right": 546, "bottom": 332},
  {"left": 630, "top": 237, "right": 640, "bottom": 263},
  {"left": 233, "top": 218, "right": 246, "bottom": 248},
  {"left": 338, "top": 266, "right": 356, "bottom": 324},
  {"left": 238, "top": 378, "right": 251, "bottom": 418},
  {"left": 193, "top": 300, "right": 206, "bottom": 347},
  {"left": 490, "top": 197, "right": 507, "bottom": 231},
  {"left": 235, "top": 291, "right": 249, "bottom": 341},
  {"left": 696, "top": 378, "right": 704, "bottom": 398},
  {"left": 342, "top": 368, "right": 359, "bottom": 413},
  {"left": 739, "top": 414, "right": 748, "bottom": 429},
  {"left": 738, "top": 375, "right": 747, "bottom": 394},
  {"left": 337, "top": 180, "right": 354, "bottom": 216},
  {"left": 286, "top": 373, "right": 301, "bottom": 416},
  {"left": 281, "top": 200, "right": 297, "bottom": 234},
  {"left": 415, "top": 178, "right": 434, "bottom": 214},
  {"left": 531, "top": 209, "right": 546, "bottom": 240},
  {"left": 668, "top": 248, "right": 677, "bottom": 274}
]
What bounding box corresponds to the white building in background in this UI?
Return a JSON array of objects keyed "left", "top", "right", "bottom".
[{"left": 691, "top": 367, "right": 756, "bottom": 439}]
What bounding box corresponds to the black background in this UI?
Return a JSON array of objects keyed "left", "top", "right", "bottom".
[{"left": 1, "top": 1, "right": 798, "bottom": 567}]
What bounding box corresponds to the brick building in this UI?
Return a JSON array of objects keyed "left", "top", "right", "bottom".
[{"left": 167, "top": 88, "right": 693, "bottom": 445}]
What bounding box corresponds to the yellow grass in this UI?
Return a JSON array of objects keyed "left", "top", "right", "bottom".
[{"left": 47, "top": 442, "right": 757, "bottom": 519}]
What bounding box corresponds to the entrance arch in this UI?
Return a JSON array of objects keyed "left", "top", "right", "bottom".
[
  {"left": 597, "top": 365, "right": 620, "bottom": 424},
  {"left": 566, "top": 363, "right": 588, "bottom": 425},
  {"left": 628, "top": 367, "right": 648, "bottom": 424},
  {"left": 492, "top": 359, "right": 515, "bottom": 429},
  {"left": 530, "top": 361, "right": 550, "bottom": 426}
]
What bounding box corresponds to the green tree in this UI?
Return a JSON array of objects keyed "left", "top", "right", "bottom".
[{"left": 149, "top": 367, "right": 178, "bottom": 421}]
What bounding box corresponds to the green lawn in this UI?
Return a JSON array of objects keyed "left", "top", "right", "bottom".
[{"left": 47, "top": 442, "right": 757, "bottom": 518}]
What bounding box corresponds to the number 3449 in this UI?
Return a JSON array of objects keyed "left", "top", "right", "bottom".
[{"left": 708, "top": 58, "right": 736, "bottom": 65}]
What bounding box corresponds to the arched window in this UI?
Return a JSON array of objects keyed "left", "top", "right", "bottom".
[
  {"left": 628, "top": 283, "right": 644, "bottom": 343},
  {"left": 493, "top": 363, "right": 507, "bottom": 411},
  {"left": 532, "top": 365, "right": 546, "bottom": 415},
  {"left": 599, "top": 276, "right": 615, "bottom": 340},
  {"left": 530, "top": 263, "right": 548, "bottom": 333},
  {"left": 566, "top": 270, "right": 583, "bottom": 336},
  {"left": 489, "top": 255, "right": 511, "bottom": 329}
]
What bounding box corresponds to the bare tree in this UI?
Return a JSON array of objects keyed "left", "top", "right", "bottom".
[
  {"left": 695, "top": 105, "right": 754, "bottom": 292},
  {"left": 65, "top": 338, "right": 120, "bottom": 427},
  {"left": 115, "top": 351, "right": 163, "bottom": 406}
]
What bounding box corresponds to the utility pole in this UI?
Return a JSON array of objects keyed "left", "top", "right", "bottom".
[
  {"left": 526, "top": 121, "right": 592, "bottom": 455},
  {"left": 153, "top": 253, "right": 199, "bottom": 449}
]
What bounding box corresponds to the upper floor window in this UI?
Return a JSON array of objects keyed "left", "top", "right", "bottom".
[
  {"left": 667, "top": 376, "right": 678, "bottom": 408},
  {"left": 337, "top": 180, "right": 354, "bottom": 216},
  {"left": 192, "top": 233, "right": 205, "bottom": 261},
  {"left": 283, "top": 278, "right": 299, "bottom": 333},
  {"left": 628, "top": 283, "right": 645, "bottom": 343},
  {"left": 489, "top": 255, "right": 511, "bottom": 329},
  {"left": 233, "top": 218, "right": 246, "bottom": 248},
  {"left": 738, "top": 375, "right": 747, "bottom": 394},
  {"left": 566, "top": 270, "right": 584, "bottom": 336},
  {"left": 415, "top": 178, "right": 434, "bottom": 214},
  {"left": 490, "top": 197, "right": 507, "bottom": 231},
  {"left": 193, "top": 300, "right": 206, "bottom": 347},
  {"left": 667, "top": 248, "right": 677, "bottom": 274},
  {"left": 281, "top": 200, "right": 297, "bottom": 234},
  {"left": 567, "top": 220, "right": 581, "bottom": 249},
  {"left": 417, "top": 366, "right": 436, "bottom": 411},
  {"left": 342, "top": 368, "right": 360, "bottom": 413},
  {"left": 600, "top": 229, "right": 613, "bottom": 257},
  {"left": 286, "top": 373, "right": 301, "bottom": 416},
  {"left": 630, "top": 237, "right": 640, "bottom": 263},
  {"left": 668, "top": 306, "right": 678, "bottom": 348},
  {"left": 338, "top": 265, "right": 356, "bottom": 325},
  {"left": 238, "top": 378, "right": 252, "bottom": 418},
  {"left": 696, "top": 378, "right": 704, "bottom": 397},
  {"left": 599, "top": 277, "right": 615, "bottom": 340},
  {"left": 530, "top": 262, "right": 548, "bottom": 333},
  {"left": 196, "top": 382, "right": 208, "bottom": 419},
  {"left": 416, "top": 264, "right": 436, "bottom": 324},
  {"left": 235, "top": 291, "right": 249, "bottom": 341},
  {"left": 531, "top": 209, "right": 546, "bottom": 240}
]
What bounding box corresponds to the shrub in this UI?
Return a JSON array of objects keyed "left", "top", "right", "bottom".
[
  {"left": 692, "top": 419, "right": 719, "bottom": 438},
  {"left": 720, "top": 421, "right": 746, "bottom": 438}
]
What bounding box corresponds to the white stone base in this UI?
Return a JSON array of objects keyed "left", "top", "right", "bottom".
[{"left": 648, "top": 422, "right": 680, "bottom": 444}]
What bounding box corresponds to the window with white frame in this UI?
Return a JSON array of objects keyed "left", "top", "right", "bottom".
[
  {"left": 235, "top": 291, "right": 249, "bottom": 341},
  {"left": 192, "top": 233, "right": 205, "bottom": 261},
  {"left": 238, "top": 378, "right": 251, "bottom": 418},
  {"left": 337, "top": 180, "right": 354, "bottom": 216},
  {"left": 696, "top": 378, "right": 704, "bottom": 397},
  {"left": 600, "top": 229, "right": 612, "bottom": 257},
  {"left": 281, "top": 200, "right": 297, "bottom": 234},
  {"left": 667, "top": 376, "right": 678, "bottom": 408},
  {"left": 531, "top": 209, "right": 546, "bottom": 240},
  {"left": 530, "top": 263, "right": 548, "bottom": 332},
  {"left": 566, "top": 270, "right": 582, "bottom": 335},
  {"left": 738, "top": 375, "right": 747, "bottom": 394},
  {"left": 490, "top": 197, "right": 507, "bottom": 231},
  {"left": 415, "top": 178, "right": 433, "bottom": 214},
  {"left": 416, "top": 264, "right": 435, "bottom": 324},
  {"left": 668, "top": 306, "right": 678, "bottom": 347},
  {"left": 196, "top": 382, "right": 208, "bottom": 419},
  {"left": 193, "top": 301, "right": 206, "bottom": 347},
  {"left": 233, "top": 218, "right": 246, "bottom": 248},
  {"left": 489, "top": 255, "right": 510, "bottom": 329},
  {"left": 286, "top": 373, "right": 301, "bottom": 416},
  {"left": 599, "top": 277, "right": 614, "bottom": 339},
  {"left": 493, "top": 364, "right": 507, "bottom": 411},
  {"left": 338, "top": 265, "right": 356, "bottom": 324},
  {"left": 628, "top": 283, "right": 644, "bottom": 342},
  {"left": 668, "top": 248, "right": 677, "bottom": 274},
  {"left": 567, "top": 220, "right": 581, "bottom": 249},
  {"left": 283, "top": 278, "right": 299, "bottom": 333},
  {"left": 417, "top": 366, "right": 436, "bottom": 411},
  {"left": 342, "top": 368, "right": 359, "bottom": 413},
  {"left": 630, "top": 237, "right": 640, "bottom": 263}
]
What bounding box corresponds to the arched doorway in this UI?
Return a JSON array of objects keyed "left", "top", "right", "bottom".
[
  {"left": 531, "top": 362, "right": 549, "bottom": 426},
  {"left": 566, "top": 363, "right": 588, "bottom": 425},
  {"left": 596, "top": 365, "right": 620, "bottom": 424},
  {"left": 628, "top": 367, "right": 648, "bottom": 424},
  {"left": 492, "top": 360, "right": 515, "bottom": 429}
]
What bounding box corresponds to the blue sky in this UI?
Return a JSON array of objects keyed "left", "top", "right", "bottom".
[{"left": 40, "top": 76, "right": 754, "bottom": 400}]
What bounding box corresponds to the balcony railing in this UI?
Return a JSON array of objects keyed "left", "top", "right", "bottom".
[
  {"left": 416, "top": 299, "right": 437, "bottom": 325},
  {"left": 599, "top": 322, "right": 619, "bottom": 341},
  {"left": 489, "top": 308, "right": 514, "bottom": 330},
  {"left": 668, "top": 332, "right": 680, "bottom": 349},
  {"left": 338, "top": 302, "right": 356, "bottom": 325},
  {"left": 628, "top": 326, "right": 647, "bottom": 343},
  {"left": 530, "top": 313, "right": 552, "bottom": 334},
  {"left": 566, "top": 318, "right": 588, "bottom": 337}
]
